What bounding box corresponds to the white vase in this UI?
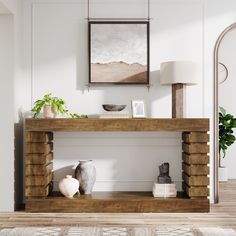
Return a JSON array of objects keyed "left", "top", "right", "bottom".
[
  {"left": 219, "top": 167, "right": 228, "bottom": 182},
  {"left": 58, "top": 175, "right": 79, "bottom": 198},
  {"left": 43, "top": 105, "right": 57, "bottom": 118}
]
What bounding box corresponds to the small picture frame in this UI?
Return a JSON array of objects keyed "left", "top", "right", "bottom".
[{"left": 131, "top": 100, "right": 146, "bottom": 118}]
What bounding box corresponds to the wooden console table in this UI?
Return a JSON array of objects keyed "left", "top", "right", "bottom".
[{"left": 24, "top": 118, "right": 210, "bottom": 213}]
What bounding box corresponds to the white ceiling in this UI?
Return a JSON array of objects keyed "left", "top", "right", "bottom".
[{"left": 0, "top": 2, "right": 10, "bottom": 14}]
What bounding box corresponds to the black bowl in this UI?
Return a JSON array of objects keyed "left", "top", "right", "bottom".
[{"left": 102, "top": 104, "right": 126, "bottom": 112}]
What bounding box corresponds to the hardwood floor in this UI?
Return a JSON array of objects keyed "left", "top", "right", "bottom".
[{"left": 0, "top": 180, "right": 235, "bottom": 230}]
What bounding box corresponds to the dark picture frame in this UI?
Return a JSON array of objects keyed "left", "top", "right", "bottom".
[{"left": 88, "top": 21, "right": 150, "bottom": 85}]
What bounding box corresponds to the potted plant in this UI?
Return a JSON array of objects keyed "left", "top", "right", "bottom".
[
  {"left": 32, "top": 93, "right": 88, "bottom": 119},
  {"left": 219, "top": 107, "right": 236, "bottom": 181},
  {"left": 32, "top": 93, "right": 68, "bottom": 118}
]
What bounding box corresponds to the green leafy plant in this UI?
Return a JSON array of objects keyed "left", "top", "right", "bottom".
[
  {"left": 32, "top": 93, "right": 68, "bottom": 118},
  {"left": 69, "top": 113, "right": 88, "bottom": 118},
  {"left": 219, "top": 107, "right": 236, "bottom": 166},
  {"left": 32, "top": 93, "right": 87, "bottom": 119}
]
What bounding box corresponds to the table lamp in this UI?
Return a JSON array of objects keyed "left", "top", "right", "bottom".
[{"left": 160, "top": 61, "right": 199, "bottom": 118}]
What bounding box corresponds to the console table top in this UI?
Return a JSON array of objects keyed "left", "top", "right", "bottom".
[{"left": 25, "top": 118, "right": 209, "bottom": 132}]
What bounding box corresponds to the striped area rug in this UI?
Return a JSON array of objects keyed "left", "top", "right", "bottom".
[{"left": 0, "top": 227, "right": 236, "bottom": 236}]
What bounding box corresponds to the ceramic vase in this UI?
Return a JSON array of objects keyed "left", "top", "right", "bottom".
[
  {"left": 75, "top": 160, "right": 96, "bottom": 194},
  {"left": 43, "top": 105, "right": 57, "bottom": 118},
  {"left": 219, "top": 166, "right": 228, "bottom": 182},
  {"left": 58, "top": 175, "right": 79, "bottom": 198},
  {"left": 219, "top": 154, "right": 228, "bottom": 182}
]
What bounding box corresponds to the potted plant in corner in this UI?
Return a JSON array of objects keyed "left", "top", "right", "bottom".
[
  {"left": 219, "top": 107, "right": 236, "bottom": 181},
  {"left": 32, "top": 93, "right": 68, "bottom": 118}
]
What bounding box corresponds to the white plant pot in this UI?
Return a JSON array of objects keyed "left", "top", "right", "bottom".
[
  {"left": 58, "top": 175, "right": 79, "bottom": 198},
  {"left": 219, "top": 166, "right": 228, "bottom": 182},
  {"left": 43, "top": 105, "right": 57, "bottom": 118}
]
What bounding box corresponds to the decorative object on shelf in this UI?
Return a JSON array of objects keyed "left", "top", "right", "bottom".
[
  {"left": 102, "top": 104, "right": 126, "bottom": 112},
  {"left": 99, "top": 111, "right": 130, "bottom": 119},
  {"left": 154, "top": 162, "right": 176, "bottom": 198},
  {"left": 100, "top": 104, "right": 129, "bottom": 118},
  {"left": 31, "top": 93, "right": 87, "bottom": 119},
  {"left": 32, "top": 93, "right": 68, "bottom": 118},
  {"left": 58, "top": 175, "right": 79, "bottom": 198},
  {"left": 160, "top": 61, "right": 199, "bottom": 118},
  {"left": 218, "top": 62, "right": 229, "bottom": 84},
  {"left": 43, "top": 105, "right": 57, "bottom": 118},
  {"left": 75, "top": 160, "right": 96, "bottom": 195},
  {"left": 131, "top": 100, "right": 146, "bottom": 118},
  {"left": 152, "top": 183, "right": 177, "bottom": 198},
  {"left": 157, "top": 162, "right": 172, "bottom": 184},
  {"left": 219, "top": 107, "right": 236, "bottom": 182},
  {"left": 89, "top": 21, "right": 149, "bottom": 84}
]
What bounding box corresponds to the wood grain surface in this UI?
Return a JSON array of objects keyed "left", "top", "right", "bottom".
[
  {"left": 183, "top": 183, "right": 209, "bottom": 197},
  {"left": 25, "top": 118, "right": 209, "bottom": 132},
  {"left": 25, "top": 163, "right": 53, "bottom": 176},
  {"left": 25, "top": 185, "right": 50, "bottom": 197},
  {"left": 182, "top": 143, "right": 209, "bottom": 154},
  {"left": 182, "top": 153, "right": 209, "bottom": 165},
  {"left": 182, "top": 173, "right": 209, "bottom": 186},
  {"left": 25, "top": 153, "right": 53, "bottom": 165},
  {"left": 25, "top": 132, "right": 53, "bottom": 143},
  {"left": 172, "top": 83, "right": 184, "bottom": 118},
  {"left": 182, "top": 132, "right": 209, "bottom": 143},
  {"left": 25, "top": 132, "right": 53, "bottom": 199},
  {"left": 182, "top": 131, "right": 209, "bottom": 199},
  {"left": 182, "top": 163, "right": 209, "bottom": 176},
  {"left": 25, "top": 143, "right": 53, "bottom": 155},
  {"left": 25, "top": 191, "right": 209, "bottom": 213},
  {"left": 25, "top": 173, "right": 53, "bottom": 186}
]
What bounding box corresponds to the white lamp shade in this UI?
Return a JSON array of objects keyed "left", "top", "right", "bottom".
[{"left": 160, "top": 61, "right": 199, "bottom": 85}]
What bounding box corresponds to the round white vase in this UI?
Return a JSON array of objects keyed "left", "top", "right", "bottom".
[{"left": 58, "top": 175, "right": 79, "bottom": 198}]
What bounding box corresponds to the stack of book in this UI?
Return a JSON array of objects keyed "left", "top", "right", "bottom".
[
  {"left": 99, "top": 111, "right": 130, "bottom": 119},
  {"left": 152, "top": 182, "right": 177, "bottom": 198}
]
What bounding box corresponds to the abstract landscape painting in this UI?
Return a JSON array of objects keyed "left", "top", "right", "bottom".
[{"left": 89, "top": 22, "right": 149, "bottom": 84}]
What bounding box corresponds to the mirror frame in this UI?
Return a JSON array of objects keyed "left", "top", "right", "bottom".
[{"left": 213, "top": 22, "right": 236, "bottom": 203}]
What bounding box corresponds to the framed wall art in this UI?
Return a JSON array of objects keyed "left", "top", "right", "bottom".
[{"left": 89, "top": 21, "right": 149, "bottom": 84}]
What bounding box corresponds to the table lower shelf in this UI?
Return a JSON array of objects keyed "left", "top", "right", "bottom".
[{"left": 25, "top": 191, "right": 210, "bottom": 213}]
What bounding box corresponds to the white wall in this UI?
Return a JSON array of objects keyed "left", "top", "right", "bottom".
[
  {"left": 0, "top": 0, "right": 25, "bottom": 211},
  {"left": 219, "top": 28, "right": 236, "bottom": 179},
  {"left": 0, "top": 15, "right": 14, "bottom": 211},
  {"left": 0, "top": 0, "right": 18, "bottom": 14},
  {"left": 0, "top": 2, "right": 10, "bottom": 13}
]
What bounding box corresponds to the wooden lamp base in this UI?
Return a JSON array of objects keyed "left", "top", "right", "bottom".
[{"left": 172, "top": 83, "right": 184, "bottom": 118}]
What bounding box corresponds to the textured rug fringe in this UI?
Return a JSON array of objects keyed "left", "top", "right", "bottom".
[{"left": 0, "top": 227, "right": 235, "bottom": 236}]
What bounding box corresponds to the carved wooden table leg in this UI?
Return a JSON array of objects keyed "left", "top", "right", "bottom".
[
  {"left": 25, "top": 132, "right": 53, "bottom": 207},
  {"left": 182, "top": 132, "right": 210, "bottom": 200}
]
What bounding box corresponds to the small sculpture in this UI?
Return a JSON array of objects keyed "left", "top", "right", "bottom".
[{"left": 157, "top": 162, "right": 172, "bottom": 184}]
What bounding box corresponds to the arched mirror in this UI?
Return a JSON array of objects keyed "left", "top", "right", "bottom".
[{"left": 214, "top": 23, "right": 236, "bottom": 203}]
